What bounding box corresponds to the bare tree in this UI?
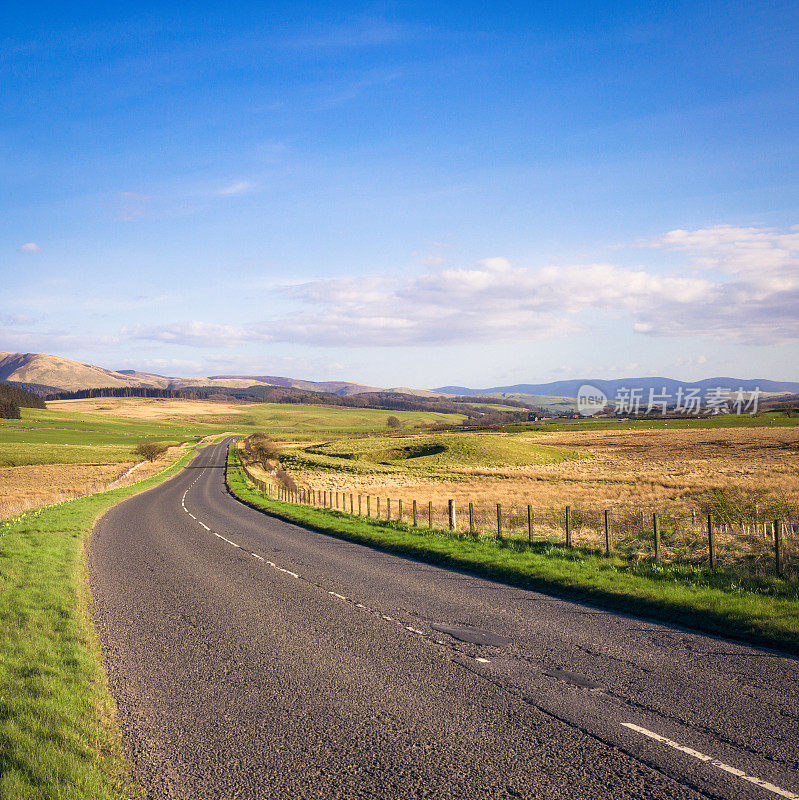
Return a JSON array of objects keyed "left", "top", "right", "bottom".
[{"left": 134, "top": 442, "right": 168, "bottom": 462}]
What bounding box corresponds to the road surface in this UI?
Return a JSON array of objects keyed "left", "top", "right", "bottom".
[{"left": 90, "top": 438, "right": 799, "bottom": 799}]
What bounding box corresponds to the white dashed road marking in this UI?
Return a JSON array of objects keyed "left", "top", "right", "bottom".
[
  {"left": 621, "top": 723, "right": 799, "bottom": 799},
  {"left": 177, "top": 440, "right": 796, "bottom": 800}
]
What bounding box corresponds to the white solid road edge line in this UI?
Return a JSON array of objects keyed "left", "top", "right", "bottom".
[{"left": 621, "top": 723, "right": 799, "bottom": 799}]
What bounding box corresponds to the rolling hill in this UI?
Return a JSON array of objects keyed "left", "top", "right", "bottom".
[
  {"left": 2, "top": 352, "right": 796, "bottom": 406},
  {"left": 0, "top": 353, "right": 382, "bottom": 395}
]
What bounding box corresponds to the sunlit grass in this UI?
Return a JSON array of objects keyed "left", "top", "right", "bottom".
[{"left": 0, "top": 447, "right": 200, "bottom": 800}]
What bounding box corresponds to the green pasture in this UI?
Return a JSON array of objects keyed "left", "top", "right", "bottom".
[
  {"left": 203, "top": 403, "right": 466, "bottom": 437},
  {"left": 0, "top": 404, "right": 468, "bottom": 467},
  {"left": 299, "top": 432, "right": 580, "bottom": 471},
  {"left": 508, "top": 410, "right": 799, "bottom": 433},
  {"left": 0, "top": 409, "right": 212, "bottom": 467}
]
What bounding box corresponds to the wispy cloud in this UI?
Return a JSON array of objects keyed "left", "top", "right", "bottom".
[
  {"left": 18, "top": 242, "right": 40, "bottom": 252},
  {"left": 217, "top": 180, "right": 256, "bottom": 196},
  {"left": 0, "top": 329, "right": 120, "bottom": 352},
  {"left": 130, "top": 321, "right": 256, "bottom": 348}
]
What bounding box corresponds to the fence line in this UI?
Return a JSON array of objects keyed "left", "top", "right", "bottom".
[{"left": 237, "top": 459, "right": 796, "bottom": 578}]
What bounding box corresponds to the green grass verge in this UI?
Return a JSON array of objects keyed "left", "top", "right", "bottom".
[
  {"left": 0, "top": 443, "right": 208, "bottom": 800},
  {"left": 227, "top": 445, "right": 799, "bottom": 655}
]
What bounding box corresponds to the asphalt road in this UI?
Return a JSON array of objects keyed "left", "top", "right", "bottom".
[{"left": 90, "top": 438, "right": 799, "bottom": 799}]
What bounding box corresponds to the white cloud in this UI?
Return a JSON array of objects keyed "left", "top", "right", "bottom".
[
  {"left": 637, "top": 224, "right": 799, "bottom": 343},
  {"left": 672, "top": 354, "right": 708, "bottom": 368},
  {"left": 18, "top": 242, "right": 40, "bottom": 252},
  {"left": 132, "top": 223, "right": 799, "bottom": 349}
]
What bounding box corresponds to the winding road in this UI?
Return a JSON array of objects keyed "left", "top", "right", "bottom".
[{"left": 90, "top": 438, "right": 799, "bottom": 799}]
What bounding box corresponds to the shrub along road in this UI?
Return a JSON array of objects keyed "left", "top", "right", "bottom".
[{"left": 90, "top": 438, "right": 799, "bottom": 799}]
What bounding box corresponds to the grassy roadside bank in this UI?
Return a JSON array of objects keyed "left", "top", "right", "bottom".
[
  {"left": 227, "top": 444, "right": 799, "bottom": 655},
  {"left": 0, "top": 443, "right": 206, "bottom": 800}
]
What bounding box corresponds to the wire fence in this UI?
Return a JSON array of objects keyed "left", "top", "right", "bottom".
[{"left": 238, "top": 459, "right": 797, "bottom": 579}]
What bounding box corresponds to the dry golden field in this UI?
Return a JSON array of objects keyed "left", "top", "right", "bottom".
[
  {"left": 0, "top": 445, "right": 187, "bottom": 520},
  {"left": 276, "top": 426, "right": 799, "bottom": 514},
  {"left": 46, "top": 397, "right": 251, "bottom": 421},
  {"left": 241, "top": 424, "right": 798, "bottom": 570}
]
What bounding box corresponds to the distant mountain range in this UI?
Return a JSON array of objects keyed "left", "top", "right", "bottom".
[
  {"left": 436, "top": 377, "right": 799, "bottom": 398},
  {"left": 1, "top": 352, "right": 797, "bottom": 402}
]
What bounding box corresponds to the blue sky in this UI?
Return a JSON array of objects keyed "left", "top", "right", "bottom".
[{"left": 2, "top": 1, "right": 798, "bottom": 388}]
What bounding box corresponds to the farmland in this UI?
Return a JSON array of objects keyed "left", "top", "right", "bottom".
[
  {"left": 240, "top": 412, "right": 799, "bottom": 578},
  {"left": 267, "top": 421, "right": 799, "bottom": 516},
  {"left": 0, "top": 400, "right": 465, "bottom": 518}
]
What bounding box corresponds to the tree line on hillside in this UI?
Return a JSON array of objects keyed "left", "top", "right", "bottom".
[
  {"left": 43, "top": 386, "right": 208, "bottom": 400},
  {"left": 0, "top": 382, "right": 47, "bottom": 419},
  {"left": 40, "top": 384, "right": 544, "bottom": 424}
]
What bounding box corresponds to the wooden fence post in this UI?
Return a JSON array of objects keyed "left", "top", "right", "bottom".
[
  {"left": 448, "top": 500, "right": 455, "bottom": 531},
  {"left": 469, "top": 503, "right": 475, "bottom": 535},
  {"left": 527, "top": 505, "right": 533, "bottom": 543},
  {"left": 387, "top": 498, "right": 391, "bottom": 520},
  {"left": 653, "top": 513, "right": 660, "bottom": 562},
  {"left": 350, "top": 493, "right": 354, "bottom": 514},
  {"left": 366, "top": 496, "right": 371, "bottom": 517},
  {"left": 775, "top": 519, "right": 784, "bottom": 578},
  {"left": 708, "top": 515, "right": 716, "bottom": 569},
  {"left": 428, "top": 501, "right": 433, "bottom": 529},
  {"left": 604, "top": 510, "right": 611, "bottom": 555},
  {"left": 398, "top": 499, "right": 403, "bottom": 522},
  {"left": 377, "top": 497, "right": 381, "bottom": 517},
  {"left": 358, "top": 494, "right": 362, "bottom": 515},
  {"left": 565, "top": 506, "right": 571, "bottom": 547},
  {"left": 412, "top": 499, "right": 417, "bottom": 527},
  {"left": 496, "top": 504, "right": 502, "bottom": 539}
]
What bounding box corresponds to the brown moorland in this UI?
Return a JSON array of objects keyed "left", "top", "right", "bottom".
[{"left": 273, "top": 426, "right": 799, "bottom": 515}]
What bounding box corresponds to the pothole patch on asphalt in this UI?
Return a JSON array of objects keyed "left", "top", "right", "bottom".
[
  {"left": 545, "top": 668, "right": 604, "bottom": 691},
  {"left": 430, "top": 622, "right": 512, "bottom": 648}
]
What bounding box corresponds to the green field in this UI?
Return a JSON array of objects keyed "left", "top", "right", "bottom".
[
  {"left": 503, "top": 410, "right": 799, "bottom": 433},
  {"left": 304, "top": 432, "right": 579, "bottom": 469},
  {"left": 223, "top": 403, "right": 465, "bottom": 436},
  {"left": 0, "top": 404, "right": 467, "bottom": 468},
  {"left": 0, "top": 409, "right": 213, "bottom": 467}
]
